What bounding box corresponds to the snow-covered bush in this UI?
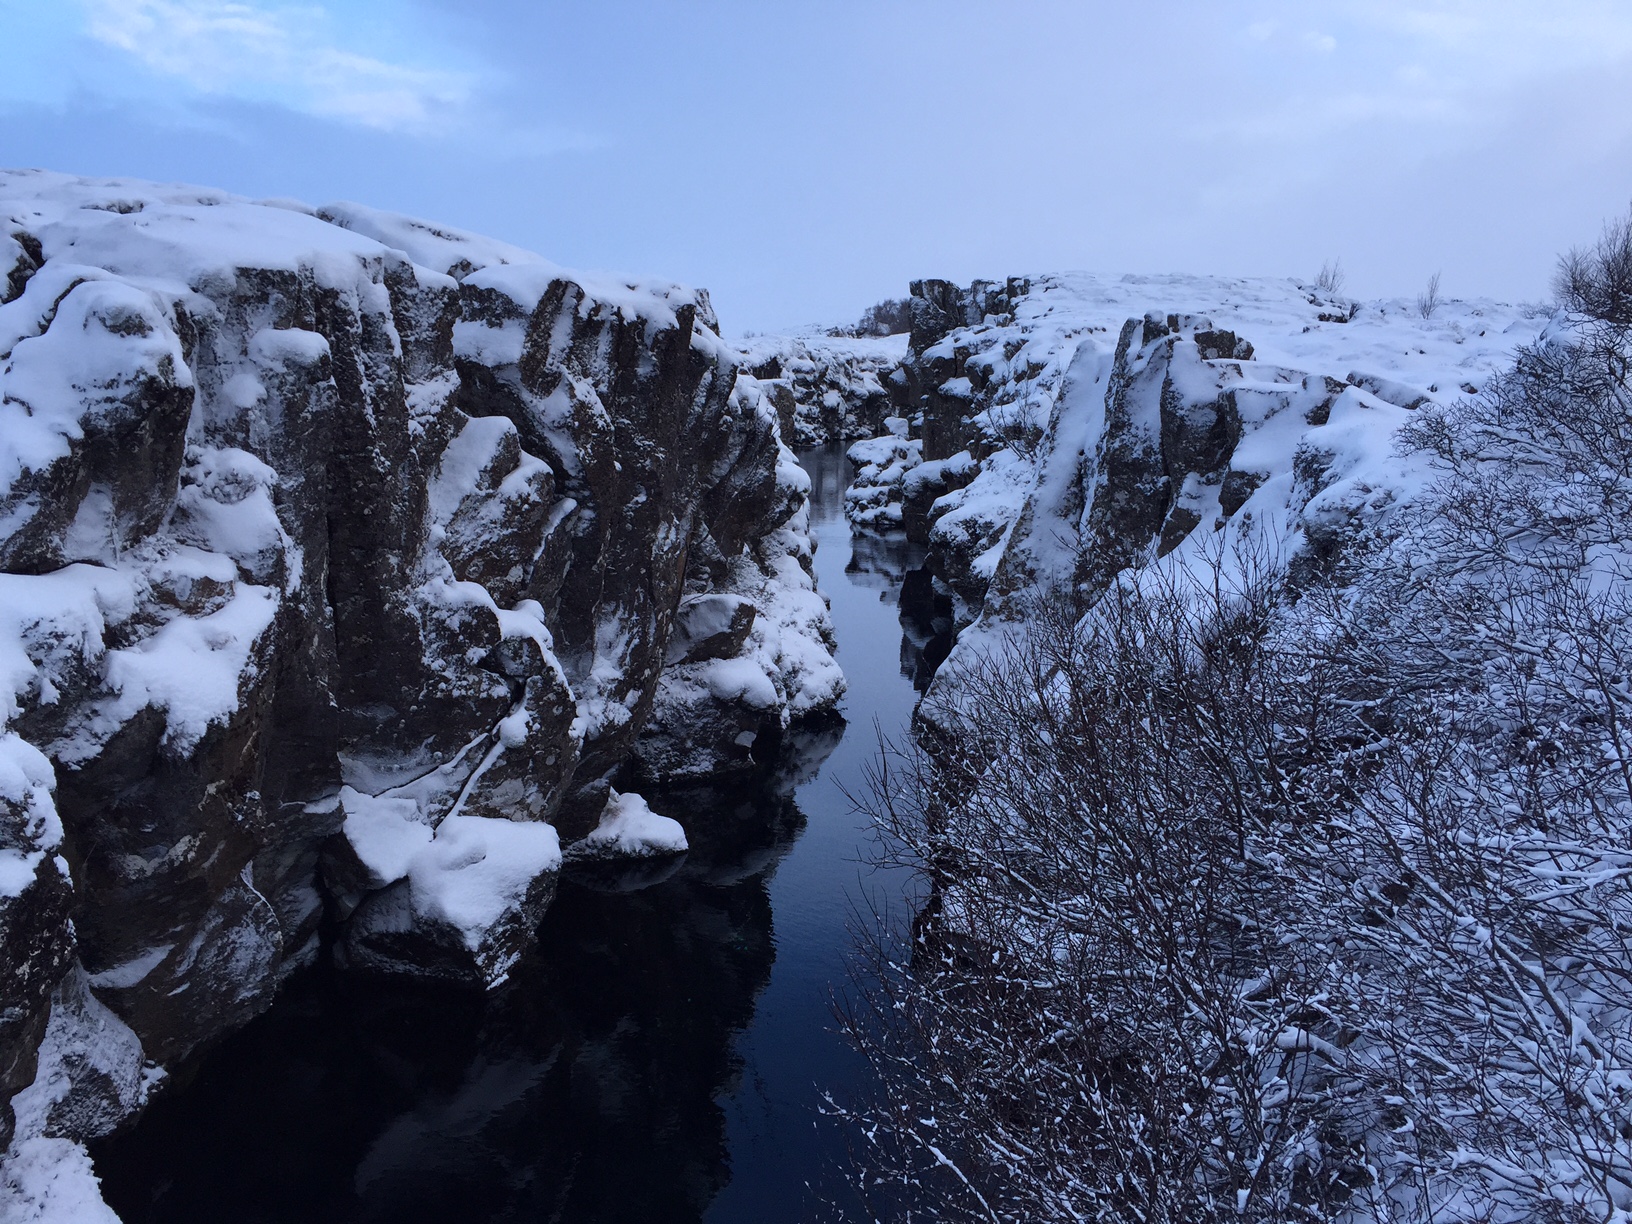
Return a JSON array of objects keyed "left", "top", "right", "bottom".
[
  {"left": 834, "top": 212, "right": 1632, "bottom": 1224},
  {"left": 834, "top": 552, "right": 1380, "bottom": 1223}
]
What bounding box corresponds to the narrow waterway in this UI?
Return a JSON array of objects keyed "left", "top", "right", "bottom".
[
  {"left": 702, "top": 443, "right": 922, "bottom": 1222},
  {"left": 93, "top": 442, "right": 926, "bottom": 1223}
]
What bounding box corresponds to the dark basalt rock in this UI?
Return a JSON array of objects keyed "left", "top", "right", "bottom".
[
  {"left": 668, "top": 595, "right": 758, "bottom": 666},
  {"left": 898, "top": 277, "right": 1032, "bottom": 462},
  {"left": 1, "top": 228, "right": 42, "bottom": 303},
  {"left": 1219, "top": 468, "right": 1266, "bottom": 518},
  {"left": 0, "top": 175, "right": 837, "bottom": 1150},
  {"left": 0, "top": 856, "right": 74, "bottom": 1150}
]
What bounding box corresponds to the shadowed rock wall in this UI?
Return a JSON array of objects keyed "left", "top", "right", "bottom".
[{"left": 0, "top": 173, "right": 838, "bottom": 1152}]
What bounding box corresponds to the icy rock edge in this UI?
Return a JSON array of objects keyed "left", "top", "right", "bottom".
[{"left": 0, "top": 169, "right": 842, "bottom": 1199}]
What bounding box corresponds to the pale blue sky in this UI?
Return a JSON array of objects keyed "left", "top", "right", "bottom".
[{"left": 3, "top": 0, "right": 1631, "bottom": 332}]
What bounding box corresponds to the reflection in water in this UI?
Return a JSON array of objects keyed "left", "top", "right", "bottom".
[
  {"left": 701, "top": 444, "right": 925, "bottom": 1222},
  {"left": 93, "top": 785, "right": 809, "bottom": 1224},
  {"left": 897, "top": 568, "right": 956, "bottom": 692},
  {"left": 93, "top": 443, "right": 927, "bottom": 1223},
  {"left": 802, "top": 442, "right": 952, "bottom": 693}
]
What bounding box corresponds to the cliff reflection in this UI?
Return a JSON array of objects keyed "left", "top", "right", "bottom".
[{"left": 92, "top": 756, "right": 833, "bottom": 1224}]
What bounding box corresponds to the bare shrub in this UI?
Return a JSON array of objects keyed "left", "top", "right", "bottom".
[
  {"left": 832, "top": 551, "right": 1378, "bottom": 1223},
  {"left": 834, "top": 206, "right": 1632, "bottom": 1224},
  {"left": 1416, "top": 270, "right": 1441, "bottom": 319},
  {"left": 1556, "top": 208, "right": 1632, "bottom": 327},
  {"left": 1316, "top": 259, "right": 1346, "bottom": 296}
]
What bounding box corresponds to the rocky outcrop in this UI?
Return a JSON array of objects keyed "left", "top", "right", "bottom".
[
  {"left": 842, "top": 425, "right": 920, "bottom": 529},
  {"left": 846, "top": 271, "right": 1545, "bottom": 658},
  {"left": 737, "top": 332, "right": 906, "bottom": 446},
  {"left": 631, "top": 385, "right": 842, "bottom": 785},
  {"left": 983, "top": 311, "right": 1351, "bottom": 616},
  {"left": 0, "top": 172, "right": 840, "bottom": 1163},
  {"left": 896, "top": 277, "right": 1035, "bottom": 462},
  {"left": 0, "top": 740, "right": 74, "bottom": 1151}
]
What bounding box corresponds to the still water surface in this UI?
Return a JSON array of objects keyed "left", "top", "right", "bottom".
[{"left": 95, "top": 443, "right": 927, "bottom": 1223}]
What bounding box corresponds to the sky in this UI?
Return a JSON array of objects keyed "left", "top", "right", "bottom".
[{"left": 2, "top": 0, "right": 1631, "bottom": 334}]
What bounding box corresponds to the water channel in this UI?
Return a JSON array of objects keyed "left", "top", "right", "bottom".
[{"left": 94, "top": 442, "right": 929, "bottom": 1223}]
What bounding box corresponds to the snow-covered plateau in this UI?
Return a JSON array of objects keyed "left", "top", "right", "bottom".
[{"left": 0, "top": 170, "right": 845, "bottom": 1215}]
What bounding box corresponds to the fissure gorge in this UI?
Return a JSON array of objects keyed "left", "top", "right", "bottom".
[
  {"left": 7, "top": 169, "right": 1604, "bottom": 1224},
  {"left": 87, "top": 443, "right": 925, "bottom": 1224}
]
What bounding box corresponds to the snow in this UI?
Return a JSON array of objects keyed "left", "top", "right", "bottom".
[
  {"left": 0, "top": 733, "right": 59, "bottom": 899},
  {"left": 667, "top": 594, "right": 750, "bottom": 658},
  {"left": 844, "top": 434, "right": 922, "bottom": 527},
  {"left": 451, "top": 316, "right": 527, "bottom": 367},
  {"left": 737, "top": 330, "right": 908, "bottom": 370},
  {"left": 424, "top": 415, "right": 550, "bottom": 554},
  {"left": 92, "top": 582, "right": 277, "bottom": 756},
  {"left": 405, "top": 814, "right": 561, "bottom": 950},
  {"left": 0, "top": 966, "right": 155, "bottom": 1224},
  {"left": 702, "top": 655, "right": 781, "bottom": 709},
  {"left": 0, "top": 1138, "right": 120, "bottom": 1224},
  {"left": 176, "top": 447, "right": 306, "bottom": 594},
  {"left": 9, "top": 968, "right": 153, "bottom": 1143},
  {"left": 825, "top": 272, "right": 1550, "bottom": 677},
  {"left": 86, "top": 944, "right": 172, "bottom": 992},
  {"left": 734, "top": 330, "right": 908, "bottom": 445},
  {"left": 317, "top": 197, "right": 718, "bottom": 346},
  {"left": 1, "top": 273, "right": 190, "bottom": 510},
  {"left": 340, "top": 785, "right": 432, "bottom": 888},
  {"left": 0, "top": 565, "right": 134, "bottom": 722},
  {"left": 569, "top": 789, "right": 688, "bottom": 860},
  {"left": 0, "top": 175, "right": 729, "bottom": 503},
  {"left": 312, "top": 200, "right": 533, "bottom": 279},
  {"left": 1, "top": 172, "right": 390, "bottom": 301}
]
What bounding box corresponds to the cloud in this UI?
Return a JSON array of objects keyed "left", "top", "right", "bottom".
[
  {"left": 1331, "top": 0, "right": 1632, "bottom": 75},
  {"left": 82, "top": 0, "right": 473, "bottom": 132},
  {"left": 1214, "top": 0, "right": 1632, "bottom": 152}
]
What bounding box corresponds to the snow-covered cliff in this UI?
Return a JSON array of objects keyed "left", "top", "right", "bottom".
[
  {"left": 0, "top": 170, "right": 841, "bottom": 1183},
  {"left": 841, "top": 272, "right": 1549, "bottom": 672},
  {"left": 737, "top": 331, "right": 907, "bottom": 447},
  {"left": 828, "top": 251, "right": 1632, "bottom": 1222}
]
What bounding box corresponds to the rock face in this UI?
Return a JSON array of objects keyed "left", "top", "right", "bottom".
[
  {"left": 737, "top": 332, "right": 906, "bottom": 446},
  {"left": 630, "top": 389, "right": 843, "bottom": 785},
  {"left": 0, "top": 172, "right": 840, "bottom": 1158},
  {"left": 898, "top": 277, "right": 1036, "bottom": 463},
  {"left": 845, "top": 271, "right": 1546, "bottom": 652}
]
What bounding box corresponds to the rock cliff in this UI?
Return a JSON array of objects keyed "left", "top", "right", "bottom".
[
  {"left": 844, "top": 271, "right": 1548, "bottom": 647},
  {"left": 737, "top": 332, "right": 906, "bottom": 447},
  {"left": 0, "top": 171, "right": 840, "bottom": 1166}
]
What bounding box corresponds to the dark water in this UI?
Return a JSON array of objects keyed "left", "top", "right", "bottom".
[{"left": 94, "top": 443, "right": 927, "bottom": 1224}]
